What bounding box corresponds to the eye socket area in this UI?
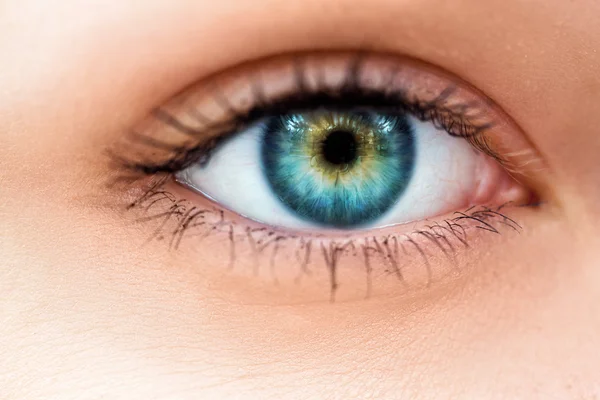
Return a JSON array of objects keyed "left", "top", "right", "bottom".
[{"left": 114, "top": 52, "right": 540, "bottom": 234}]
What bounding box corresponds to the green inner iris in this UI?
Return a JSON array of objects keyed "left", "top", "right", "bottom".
[{"left": 261, "top": 111, "right": 416, "bottom": 228}]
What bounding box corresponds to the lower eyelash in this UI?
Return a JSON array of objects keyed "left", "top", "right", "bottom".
[{"left": 123, "top": 175, "right": 525, "bottom": 301}]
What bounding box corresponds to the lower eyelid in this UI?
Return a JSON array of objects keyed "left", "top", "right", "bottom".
[{"left": 120, "top": 175, "right": 527, "bottom": 302}]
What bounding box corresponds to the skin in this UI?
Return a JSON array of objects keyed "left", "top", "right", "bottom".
[{"left": 1, "top": 0, "right": 600, "bottom": 398}]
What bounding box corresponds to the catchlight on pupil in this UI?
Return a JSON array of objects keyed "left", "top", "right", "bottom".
[{"left": 261, "top": 111, "right": 415, "bottom": 227}]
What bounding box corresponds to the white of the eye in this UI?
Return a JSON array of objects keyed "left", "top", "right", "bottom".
[
  {"left": 178, "top": 122, "right": 319, "bottom": 229},
  {"left": 373, "top": 116, "right": 477, "bottom": 227},
  {"left": 177, "top": 116, "right": 479, "bottom": 230}
]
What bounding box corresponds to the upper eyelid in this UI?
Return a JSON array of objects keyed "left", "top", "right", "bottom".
[
  {"left": 153, "top": 82, "right": 492, "bottom": 148},
  {"left": 110, "top": 51, "right": 547, "bottom": 190},
  {"left": 158, "top": 52, "right": 498, "bottom": 133}
]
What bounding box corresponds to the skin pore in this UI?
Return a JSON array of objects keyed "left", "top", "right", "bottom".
[{"left": 1, "top": 0, "right": 600, "bottom": 399}]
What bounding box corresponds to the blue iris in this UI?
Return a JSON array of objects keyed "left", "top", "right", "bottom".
[{"left": 261, "top": 111, "right": 415, "bottom": 228}]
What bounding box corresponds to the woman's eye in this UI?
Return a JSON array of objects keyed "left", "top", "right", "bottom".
[{"left": 116, "top": 52, "right": 535, "bottom": 235}]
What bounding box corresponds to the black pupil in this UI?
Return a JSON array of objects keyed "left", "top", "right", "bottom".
[{"left": 321, "top": 130, "right": 358, "bottom": 165}]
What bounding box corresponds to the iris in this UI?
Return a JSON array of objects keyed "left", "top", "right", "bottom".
[{"left": 261, "top": 111, "right": 415, "bottom": 227}]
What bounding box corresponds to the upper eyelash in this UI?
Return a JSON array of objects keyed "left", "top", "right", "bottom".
[{"left": 110, "top": 54, "right": 500, "bottom": 177}]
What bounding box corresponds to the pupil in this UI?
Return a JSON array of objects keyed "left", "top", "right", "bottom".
[{"left": 321, "top": 130, "right": 358, "bottom": 165}]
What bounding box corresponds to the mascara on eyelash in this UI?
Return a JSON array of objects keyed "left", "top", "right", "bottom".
[{"left": 110, "top": 54, "right": 500, "bottom": 177}]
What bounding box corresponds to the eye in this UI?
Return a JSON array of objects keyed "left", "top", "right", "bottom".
[
  {"left": 178, "top": 111, "right": 497, "bottom": 229},
  {"left": 118, "top": 53, "right": 534, "bottom": 233}
]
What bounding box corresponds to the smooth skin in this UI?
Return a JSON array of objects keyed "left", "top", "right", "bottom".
[{"left": 1, "top": 1, "right": 600, "bottom": 399}]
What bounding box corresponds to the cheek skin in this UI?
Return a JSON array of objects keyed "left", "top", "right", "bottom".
[{"left": 2, "top": 196, "right": 600, "bottom": 399}]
